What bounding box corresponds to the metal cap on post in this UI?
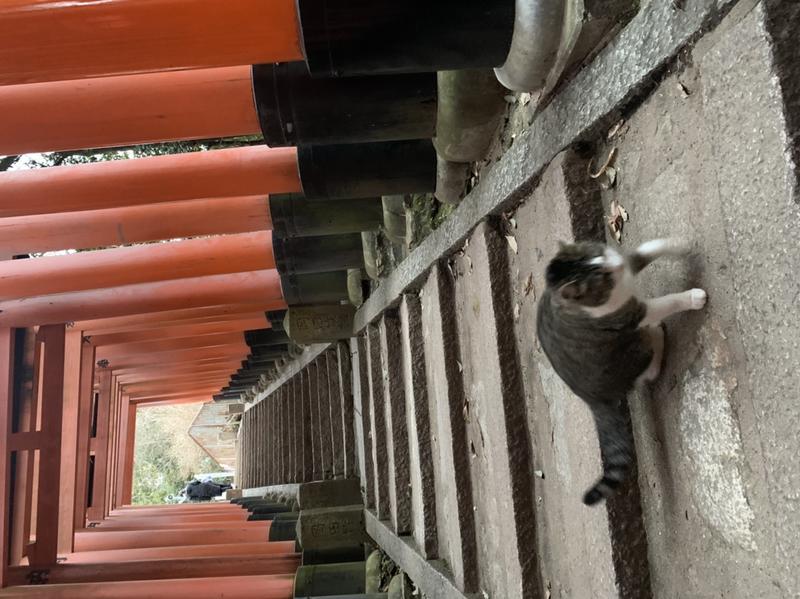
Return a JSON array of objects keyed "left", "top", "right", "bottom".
[
  {"left": 297, "top": 140, "right": 436, "bottom": 200},
  {"left": 269, "top": 194, "right": 383, "bottom": 238},
  {"left": 252, "top": 62, "right": 436, "bottom": 146},
  {"left": 280, "top": 272, "right": 349, "bottom": 306},
  {"left": 296, "top": 0, "right": 515, "bottom": 77},
  {"left": 273, "top": 234, "right": 365, "bottom": 275}
]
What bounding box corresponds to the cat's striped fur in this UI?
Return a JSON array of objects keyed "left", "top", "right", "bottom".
[{"left": 536, "top": 239, "right": 706, "bottom": 505}]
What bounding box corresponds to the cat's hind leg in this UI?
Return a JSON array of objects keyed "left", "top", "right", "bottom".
[
  {"left": 637, "top": 324, "right": 665, "bottom": 384},
  {"left": 639, "top": 289, "right": 707, "bottom": 327}
]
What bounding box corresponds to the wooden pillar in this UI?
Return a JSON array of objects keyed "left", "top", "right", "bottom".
[
  {"left": 0, "top": 0, "right": 302, "bottom": 85},
  {"left": 120, "top": 403, "right": 136, "bottom": 506},
  {"left": 57, "top": 330, "right": 83, "bottom": 554},
  {"left": 0, "top": 327, "right": 15, "bottom": 588},
  {"left": 0, "top": 67, "right": 261, "bottom": 156},
  {"left": 0, "top": 232, "right": 276, "bottom": 302},
  {"left": 0, "top": 573, "right": 295, "bottom": 598},
  {"left": 0, "top": 196, "right": 271, "bottom": 258},
  {"left": 29, "top": 324, "right": 67, "bottom": 568},
  {"left": 0, "top": 146, "right": 300, "bottom": 218},
  {"left": 87, "top": 370, "right": 112, "bottom": 523},
  {"left": 0, "top": 270, "right": 286, "bottom": 329},
  {"left": 73, "top": 340, "right": 96, "bottom": 532},
  {"left": 5, "top": 554, "right": 299, "bottom": 586},
  {"left": 73, "top": 526, "right": 270, "bottom": 552}
]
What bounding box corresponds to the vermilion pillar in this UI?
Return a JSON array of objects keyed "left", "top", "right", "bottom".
[
  {"left": 0, "top": 67, "right": 261, "bottom": 155},
  {"left": 0, "top": 270, "right": 286, "bottom": 328},
  {"left": 0, "top": 145, "right": 300, "bottom": 218},
  {"left": 0, "top": 0, "right": 302, "bottom": 85},
  {"left": 5, "top": 555, "right": 299, "bottom": 586},
  {"left": 2, "top": 573, "right": 295, "bottom": 598},
  {"left": 89, "top": 317, "right": 267, "bottom": 346},
  {"left": 78, "top": 307, "right": 271, "bottom": 335},
  {"left": 98, "top": 332, "right": 250, "bottom": 360},
  {"left": 63, "top": 540, "right": 297, "bottom": 564},
  {"left": 0, "top": 196, "right": 270, "bottom": 257},
  {"left": 0, "top": 231, "right": 275, "bottom": 301},
  {"left": 73, "top": 526, "right": 270, "bottom": 552}
]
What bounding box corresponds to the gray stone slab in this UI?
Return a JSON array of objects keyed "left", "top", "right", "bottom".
[
  {"left": 327, "top": 349, "right": 346, "bottom": 478},
  {"left": 242, "top": 484, "right": 299, "bottom": 503},
  {"left": 282, "top": 385, "right": 291, "bottom": 484},
  {"left": 256, "top": 401, "right": 264, "bottom": 487},
  {"left": 307, "top": 361, "right": 321, "bottom": 482},
  {"left": 399, "top": 294, "right": 438, "bottom": 559},
  {"left": 452, "top": 222, "right": 538, "bottom": 599},
  {"left": 354, "top": 0, "right": 741, "bottom": 335},
  {"left": 301, "top": 369, "right": 314, "bottom": 483},
  {"left": 317, "top": 355, "right": 335, "bottom": 480},
  {"left": 420, "top": 263, "right": 478, "bottom": 593},
  {"left": 298, "top": 479, "right": 362, "bottom": 510},
  {"left": 298, "top": 505, "right": 366, "bottom": 551},
  {"left": 354, "top": 335, "right": 376, "bottom": 509},
  {"left": 271, "top": 394, "right": 279, "bottom": 486},
  {"left": 249, "top": 343, "right": 330, "bottom": 411},
  {"left": 338, "top": 341, "right": 358, "bottom": 479},
  {"left": 365, "top": 510, "right": 477, "bottom": 599},
  {"left": 366, "top": 325, "right": 391, "bottom": 520},
  {"left": 263, "top": 399, "right": 270, "bottom": 486},
  {"left": 380, "top": 311, "right": 412, "bottom": 536},
  {"left": 293, "top": 375, "right": 305, "bottom": 483}
]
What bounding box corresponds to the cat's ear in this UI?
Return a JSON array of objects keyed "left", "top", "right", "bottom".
[{"left": 560, "top": 282, "right": 581, "bottom": 301}]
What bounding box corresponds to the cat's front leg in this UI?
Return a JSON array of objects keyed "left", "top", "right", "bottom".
[
  {"left": 639, "top": 289, "right": 707, "bottom": 327},
  {"left": 628, "top": 238, "right": 692, "bottom": 274}
]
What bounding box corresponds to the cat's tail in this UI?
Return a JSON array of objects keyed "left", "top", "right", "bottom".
[{"left": 583, "top": 402, "right": 634, "bottom": 506}]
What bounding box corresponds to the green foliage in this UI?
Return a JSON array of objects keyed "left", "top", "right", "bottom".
[{"left": 132, "top": 405, "right": 222, "bottom": 505}]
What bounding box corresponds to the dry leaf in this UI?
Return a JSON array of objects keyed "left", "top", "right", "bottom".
[
  {"left": 513, "top": 303, "right": 521, "bottom": 321},
  {"left": 504, "top": 94, "right": 516, "bottom": 103},
  {"left": 523, "top": 273, "right": 534, "bottom": 297},
  {"left": 618, "top": 203, "right": 629, "bottom": 222},
  {"left": 678, "top": 82, "right": 691, "bottom": 98},
  {"left": 588, "top": 147, "right": 617, "bottom": 179},
  {"left": 607, "top": 119, "right": 625, "bottom": 140},
  {"left": 506, "top": 235, "right": 519, "bottom": 254},
  {"left": 456, "top": 360, "right": 463, "bottom": 373},
  {"left": 534, "top": 470, "right": 545, "bottom": 479}
]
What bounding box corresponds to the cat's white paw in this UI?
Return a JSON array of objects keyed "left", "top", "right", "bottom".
[{"left": 688, "top": 288, "right": 707, "bottom": 310}]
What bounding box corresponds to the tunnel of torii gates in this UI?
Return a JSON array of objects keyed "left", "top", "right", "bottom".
[{"left": 0, "top": 0, "right": 521, "bottom": 595}]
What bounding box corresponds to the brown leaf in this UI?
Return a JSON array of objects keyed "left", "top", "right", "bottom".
[
  {"left": 523, "top": 273, "right": 535, "bottom": 297},
  {"left": 607, "top": 119, "right": 625, "bottom": 140},
  {"left": 506, "top": 235, "right": 519, "bottom": 254}
]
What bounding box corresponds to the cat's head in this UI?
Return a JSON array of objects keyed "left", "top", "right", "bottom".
[{"left": 545, "top": 241, "right": 625, "bottom": 307}]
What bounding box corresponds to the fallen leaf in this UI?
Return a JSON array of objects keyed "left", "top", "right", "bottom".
[
  {"left": 607, "top": 119, "right": 625, "bottom": 139},
  {"left": 518, "top": 92, "right": 532, "bottom": 106},
  {"left": 456, "top": 360, "right": 463, "bottom": 373},
  {"left": 618, "top": 202, "right": 629, "bottom": 222},
  {"left": 605, "top": 166, "right": 617, "bottom": 187},
  {"left": 506, "top": 235, "right": 519, "bottom": 254},
  {"left": 523, "top": 273, "right": 535, "bottom": 296},
  {"left": 534, "top": 470, "right": 545, "bottom": 479},
  {"left": 678, "top": 82, "right": 691, "bottom": 98},
  {"left": 504, "top": 94, "right": 516, "bottom": 103},
  {"left": 470, "top": 441, "right": 477, "bottom": 458},
  {"left": 588, "top": 147, "right": 617, "bottom": 179},
  {"left": 513, "top": 303, "right": 521, "bottom": 321}
]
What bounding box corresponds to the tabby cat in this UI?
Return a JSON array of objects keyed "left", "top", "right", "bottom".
[{"left": 536, "top": 239, "right": 707, "bottom": 505}]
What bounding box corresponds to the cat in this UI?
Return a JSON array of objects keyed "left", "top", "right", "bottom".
[{"left": 536, "top": 238, "right": 707, "bottom": 505}]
